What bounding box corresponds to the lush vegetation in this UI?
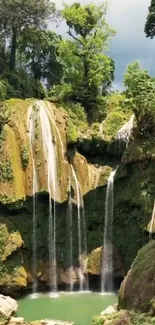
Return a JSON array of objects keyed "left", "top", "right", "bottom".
[
  {"left": 124, "top": 62, "right": 155, "bottom": 132},
  {"left": 0, "top": 1, "right": 115, "bottom": 121}
]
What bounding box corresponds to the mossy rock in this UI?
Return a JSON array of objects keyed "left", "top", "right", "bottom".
[
  {"left": 92, "top": 310, "right": 155, "bottom": 325},
  {"left": 0, "top": 218, "right": 23, "bottom": 261},
  {"left": 118, "top": 241, "right": 155, "bottom": 313}
]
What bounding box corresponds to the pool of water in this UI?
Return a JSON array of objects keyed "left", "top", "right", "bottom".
[{"left": 17, "top": 292, "right": 117, "bottom": 325}]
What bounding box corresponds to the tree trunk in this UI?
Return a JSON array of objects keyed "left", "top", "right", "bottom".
[{"left": 9, "top": 28, "right": 17, "bottom": 71}]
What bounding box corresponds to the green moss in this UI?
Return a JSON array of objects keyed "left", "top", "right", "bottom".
[
  {"left": 0, "top": 161, "right": 14, "bottom": 182},
  {"left": 118, "top": 241, "right": 155, "bottom": 313},
  {"left": 20, "top": 145, "right": 29, "bottom": 168},
  {"left": 67, "top": 119, "right": 78, "bottom": 144}
]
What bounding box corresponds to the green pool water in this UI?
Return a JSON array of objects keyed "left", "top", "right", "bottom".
[{"left": 17, "top": 292, "right": 117, "bottom": 325}]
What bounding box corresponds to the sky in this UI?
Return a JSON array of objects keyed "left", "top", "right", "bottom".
[{"left": 53, "top": 0, "right": 154, "bottom": 90}]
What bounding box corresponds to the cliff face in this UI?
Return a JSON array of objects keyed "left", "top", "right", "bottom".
[{"left": 0, "top": 98, "right": 154, "bottom": 294}]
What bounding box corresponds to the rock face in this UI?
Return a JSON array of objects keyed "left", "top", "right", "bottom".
[
  {"left": 118, "top": 241, "right": 155, "bottom": 313},
  {"left": 0, "top": 295, "right": 18, "bottom": 319},
  {"left": 86, "top": 246, "right": 125, "bottom": 279}
]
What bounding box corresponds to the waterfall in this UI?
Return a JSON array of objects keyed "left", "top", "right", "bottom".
[
  {"left": 46, "top": 102, "right": 64, "bottom": 158},
  {"left": 149, "top": 201, "right": 155, "bottom": 241},
  {"left": 27, "top": 105, "right": 38, "bottom": 295},
  {"left": 116, "top": 115, "right": 134, "bottom": 152},
  {"left": 70, "top": 165, "right": 87, "bottom": 291},
  {"left": 39, "top": 101, "right": 58, "bottom": 293},
  {"left": 101, "top": 169, "right": 117, "bottom": 293},
  {"left": 68, "top": 175, "right": 73, "bottom": 292}
]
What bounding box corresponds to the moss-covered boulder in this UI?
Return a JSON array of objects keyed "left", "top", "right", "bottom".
[
  {"left": 118, "top": 241, "right": 155, "bottom": 313},
  {"left": 92, "top": 310, "right": 155, "bottom": 325}
]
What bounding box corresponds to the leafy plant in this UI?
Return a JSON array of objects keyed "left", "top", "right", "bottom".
[{"left": 20, "top": 145, "right": 29, "bottom": 168}]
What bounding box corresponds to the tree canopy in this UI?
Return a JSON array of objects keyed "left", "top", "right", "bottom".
[
  {"left": 145, "top": 0, "right": 155, "bottom": 38},
  {"left": 0, "top": 0, "right": 55, "bottom": 71},
  {"left": 124, "top": 62, "right": 155, "bottom": 131},
  {"left": 55, "top": 2, "right": 115, "bottom": 111}
]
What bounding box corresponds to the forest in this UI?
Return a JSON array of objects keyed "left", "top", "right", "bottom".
[{"left": 0, "top": 0, "right": 154, "bottom": 126}]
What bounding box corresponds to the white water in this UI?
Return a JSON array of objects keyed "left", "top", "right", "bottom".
[
  {"left": 71, "top": 165, "right": 86, "bottom": 291},
  {"left": 149, "top": 201, "right": 155, "bottom": 241},
  {"left": 68, "top": 175, "right": 73, "bottom": 292},
  {"left": 46, "top": 101, "right": 64, "bottom": 158},
  {"left": 38, "top": 101, "right": 58, "bottom": 292},
  {"left": 116, "top": 115, "right": 134, "bottom": 147},
  {"left": 27, "top": 105, "right": 39, "bottom": 294},
  {"left": 101, "top": 169, "right": 117, "bottom": 293}
]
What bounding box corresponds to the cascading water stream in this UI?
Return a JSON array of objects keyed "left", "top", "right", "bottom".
[
  {"left": 79, "top": 190, "right": 89, "bottom": 291},
  {"left": 27, "top": 105, "right": 38, "bottom": 295},
  {"left": 71, "top": 165, "right": 86, "bottom": 291},
  {"left": 38, "top": 101, "right": 58, "bottom": 293},
  {"left": 149, "top": 201, "right": 155, "bottom": 241},
  {"left": 116, "top": 115, "right": 134, "bottom": 145},
  {"left": 101, "top": 169, "right": 117, "bottom": 293},
  {"left": 116, "top": 115, "right": 134, "bottom": 154},
  {"left": 68, "top": 175, "right": 73, "bottom": 292}
]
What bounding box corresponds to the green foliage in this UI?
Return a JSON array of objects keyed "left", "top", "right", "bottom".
[
  {"left": 104, "top": 111, "right": 126, "bottom": 139},
  {"left": 63, "top": 101, "right": 88, "bottom": 135},
  {"left": 0, "top": 0, "right": 55, "bottom": 71},
  {"left": 18, "top": 28, "right": 62, "bottom": 87},
  {"left": 20, "top": 145, "right": 29, "bottom": 168},
  {"left": 49, "top": 83, "right": 73, "bottom": 101},
  {"left": 124, "top": 62, "right": 155, "bottom": 130},
  {"left": 0, "top": 161, "right": 14, "bottom": 182},
  {"left": 67, "top": 119, "right": 78, "bottom": 144},
  {"left": 0, "top": 104, "right": 9, "bottom": 132},
  {"left": 0, "top": 80, "right": 7, "bottom": 101},
  {"left": 58, "top": 2, "right": 115, "bottom": 110},
  {"left": 1, "top": 70, "right": 46, "bottom": 99},
  {"left": 145, "top": 0, "right": 155, "bottom": 38}
]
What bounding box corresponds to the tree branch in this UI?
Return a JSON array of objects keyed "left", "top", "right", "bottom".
[{"left": 68, "top": 29, "right": 84, "bottom": 46}]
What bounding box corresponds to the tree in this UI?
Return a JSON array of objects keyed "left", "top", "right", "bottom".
[
  {"left": 124, "top": 62, "right": 155, "bottom": 130},
  {"left": 18, "top": 28, "right": 63, "bottom": 88},
  {"left": 57, "top": 2, "right": 115, "bottom": 110},
  {"left": 0, "top": 0, "right": 55, "bottom": 71},
  {"left": 145, "top": 0, "right": 155, "bottom": 38}
]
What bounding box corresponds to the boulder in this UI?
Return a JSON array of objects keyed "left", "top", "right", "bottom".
[
  {"left": 0, "top": 295, "right": 18, "bottom": 319},
  {"left": 9, "top": 317, "right": 25, "bottom": 325},
  {"left": 118, "top": 240, "right": 155, "bottom": 313},
  {"left": 100, "top": 304, "right": 118, "bottom": 315}
]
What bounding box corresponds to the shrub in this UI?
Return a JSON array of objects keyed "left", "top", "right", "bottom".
[{"left": 20, "top": 145, "right": 29, "bottom": 168}]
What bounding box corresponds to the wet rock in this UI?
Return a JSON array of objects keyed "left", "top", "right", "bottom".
[{"left": 86, "top": 246, "right": 124, "bottom": 279}]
